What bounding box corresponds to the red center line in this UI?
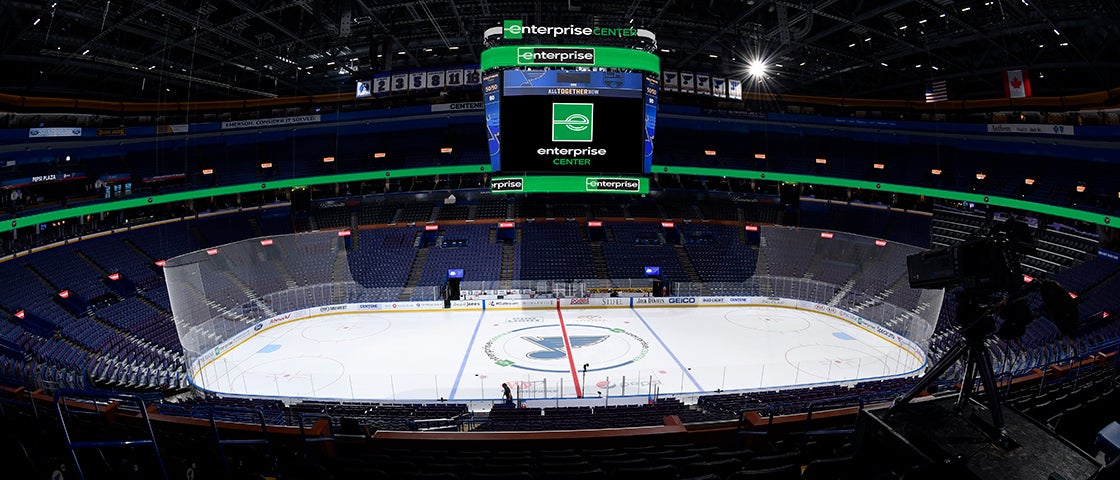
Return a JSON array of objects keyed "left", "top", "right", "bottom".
[{"left": 555, "top": 301, "right": 583, "bottom": 398}]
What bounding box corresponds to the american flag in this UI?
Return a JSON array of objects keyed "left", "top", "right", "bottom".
[{"left": 925, "top": 80, "right": 948, "bottom": 103}]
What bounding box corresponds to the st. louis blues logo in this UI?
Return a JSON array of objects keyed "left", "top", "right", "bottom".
[
  {"left": 522, "top": 335, "right": 608, "bottom": 360},
  {"left": 484, "top": 324, "right": 650, "bottom": 373}
]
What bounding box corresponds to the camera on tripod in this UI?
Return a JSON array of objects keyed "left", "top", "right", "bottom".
[{"left": 905, "top": 218, "right": 1034, "bottom": 295}]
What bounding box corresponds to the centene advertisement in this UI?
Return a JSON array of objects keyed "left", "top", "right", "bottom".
[{"left": 499, "top": 70, "right": 645, "bottom": 174}]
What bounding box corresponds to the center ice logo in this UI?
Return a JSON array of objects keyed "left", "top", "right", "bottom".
[
  {"left": 522, "top": 335, "right": 608, "bottom": 359},
  {"left": 484, "top": 324, "right": 650, "bottom": 373}
]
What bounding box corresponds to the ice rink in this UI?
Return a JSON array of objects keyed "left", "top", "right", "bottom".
[{"left": 191, "top": 304, "right": 925, "bottom": 402}]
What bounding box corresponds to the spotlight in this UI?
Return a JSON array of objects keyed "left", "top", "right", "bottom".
[{"left": 747, "top": 61, "right": 768, "bottom": 78}]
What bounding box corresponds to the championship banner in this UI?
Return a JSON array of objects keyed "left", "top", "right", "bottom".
[
  {"left": 695, "top": 74, "right": 711, "bottom": 95},
  {"left": 426, "top": 70, "right": 445, "bottom": 90},
  {"left": 680, "top": 72, "right": 695, "bottom": 93},
  {"left": 662, "top": 70, "right": 679, "bottom": 92},
  {"left": 728, "top": 79, "right": 743, "bottom": 100},
  {"left": 712, "top": 77, "right": 727, "bottom": 98}
]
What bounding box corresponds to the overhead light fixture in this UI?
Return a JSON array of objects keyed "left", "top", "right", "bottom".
[
  {"left": 747, "top": 61, "right": 767, "bottom": 77},
  {"left": 449, "top": 46, "right": 459, "bottom": 50},
  {"left": 373, "top": 152, "right": 387, "bottom": 159},
  {"left": 931, "top": 169, "right": 942, "bottom": 175},
  {"left": 820, "top": 232, "right": 834, "bottom": 239},
  {"left": 201, "top": 168, "right": 214, "bottom": 175},
  {"left": 33, "top": 18, "right": 41, "bottom": 26},
  {"left": 873, "top": 163, "right": 885, "bottom": 169},
  {"left": 82, "top": 49, "right": 90, "bottom": 55},
  {"left": 440, "top": 147, "right": 453, "bottom": 154},
  {"left": 976, "top": 173, "right": 987, "bottom": 180},
  {"left": 323, "top": 156, "right": 335, "bottom": 163},
  {"left": 660, "top": 48, "right": 670, "bottom": 53},
  {"left": 708, "top": 54, "right": 718, "bottom": 58},
  {"left": 704, "top": 150, "right": 717, "bottom": 156},
  {"left": 754, "top": 153, "right": 766, "bottom": 159},
  {"left": 848, "top": 43, "right": 856, "bottom": 48},
  {"left": 881, "top": 62, "right": 889, "bottom": 67},
  {"left": 815, "top": 158, "right": 828, "bottom": 164},
  {"left": 1024, "top": 178, "right": 1035, "bottom": 185},
  {"left": 961, "top": 6, "right": 971, "bottom": 11},
  {"left": 919, "top": 19, "right": 928, "bottom": 23},
  {"left": 875, "top": 239, "right": 888, "bottom": 247},
  {"left": 899, "top": 25, "right": 908, "bottom": 30},
  {"left": 423, "top": 48, "right": 433, "bottom": 52},
  {"left": 1076, "top": 185, "right": 1086, "bottom": 193},
  {"left": 260, "top": 162, "right": 273, "bottom": 168},
  {"left": 397, "top": 51, "right": 406, "bottom": 55}
]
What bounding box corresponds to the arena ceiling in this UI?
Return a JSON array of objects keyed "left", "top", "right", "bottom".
[{"left": 2, "top": 0, "right": 1119, "bottom": 102}]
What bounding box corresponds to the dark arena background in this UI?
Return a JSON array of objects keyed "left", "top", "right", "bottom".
[{"left": 1, "top": 2, "right": 1120, "bottom": 480}]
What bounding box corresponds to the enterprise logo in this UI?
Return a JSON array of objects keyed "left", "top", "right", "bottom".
[
  {"left": 490, "top": 178, "right": 524, "bottom": 192},
  {"left": 516, "top": 47, "right": 595, "bottom": 65},
  {"left": 585, "top": 178, "right": 641, "bottom": 192},
  {"left": 503, "top": 20, "right": 638, "bottom": 39},
  {"left": 552, "top": 103, "right": 594, "bottom": 142}
]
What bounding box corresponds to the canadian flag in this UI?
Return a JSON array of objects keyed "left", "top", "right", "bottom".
[{"left": 1004, "top": 69, "right": 1032, "bottom": 98}]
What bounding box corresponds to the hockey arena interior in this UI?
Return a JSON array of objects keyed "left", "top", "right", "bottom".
[{"left": 1, "top": 2, "right": 1120, "bottom": 479}]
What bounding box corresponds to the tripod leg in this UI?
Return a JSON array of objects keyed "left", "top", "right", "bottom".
[
  {"left": 956, "top": 348, "right": 980, "bottom": 413},
  {"left": 974, "top": 346, "right": 1008, "bottom": 439},
  {"left": 893, "top": 341, "right": 968, "bottom": 409}
]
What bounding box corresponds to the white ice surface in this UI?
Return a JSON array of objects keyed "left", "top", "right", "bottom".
[{"left": 192, "top": 305, "right": 924, "bottom": 402}]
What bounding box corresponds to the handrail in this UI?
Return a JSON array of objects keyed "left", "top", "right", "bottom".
[
  {"left": 804, "top": 395, "right": 866, "bottom": 435},
  {"left": 200, "top": 404, "right": 277, "bottom": 477},
  {"left": 54, "top": 388, "right": 168, "bottom": 480}
]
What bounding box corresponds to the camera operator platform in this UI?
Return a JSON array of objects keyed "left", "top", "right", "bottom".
[
  {"left": 864, "top": 218, "right": 1095, "bottom": 479},
  {"left": 892, "top": 220, "right": 1079, "bottom": 443}
]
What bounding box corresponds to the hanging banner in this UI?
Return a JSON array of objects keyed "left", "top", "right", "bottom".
[
  {"left": 712, "top": 77, "right": 727, "bottom": 98},
  {"left": 728, "top": 79, "right": 743, "bottom": 100},
  {"left": 663, "top": 70, "right": 679, "bottom": 92},
  {"left": 408, "top": 71, "right": 427, "bottom": 90},
  {"left": 426, "top": 70, "right": 446, "bottom": 90},
  {"left": 390, "top": 73, "right": 409, "bottom": 92},
  {"left": 695, "top": 74, "right": 711, "bottom": 95},
  {"left": 372, "top": 74, "right": 391, "bottom": 94},
  {"left": 680, "top": 72, "right": 695, "bottom": 93},
  {"left": 445, "top": 68, "right": 465, "bottom": 87}
]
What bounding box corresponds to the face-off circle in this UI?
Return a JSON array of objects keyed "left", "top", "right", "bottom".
[{"left": 725, "top": 307, "right": 813, "bottom": 333}]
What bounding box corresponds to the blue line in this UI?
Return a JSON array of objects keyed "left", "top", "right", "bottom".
[
  {"left": 448, "top": 309, "right": 487, "bottom": 400},
  {"left": 630, "top": 307, "right": 703, "bottom": 391}
]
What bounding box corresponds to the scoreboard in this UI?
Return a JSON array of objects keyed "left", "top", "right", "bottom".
[{"left": 482, "top": 45, "right": 659, "bottom": 192}]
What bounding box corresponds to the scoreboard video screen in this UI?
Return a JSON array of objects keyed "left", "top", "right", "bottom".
[
  {"left": 500, "top": 69, "right": 644, "bottom": 174},
  {"left": 487, "top": 68, "right": 658, "bottom": 175},
  {"left": 481, "top": 44, "right": 659, "bottom": 192}
]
